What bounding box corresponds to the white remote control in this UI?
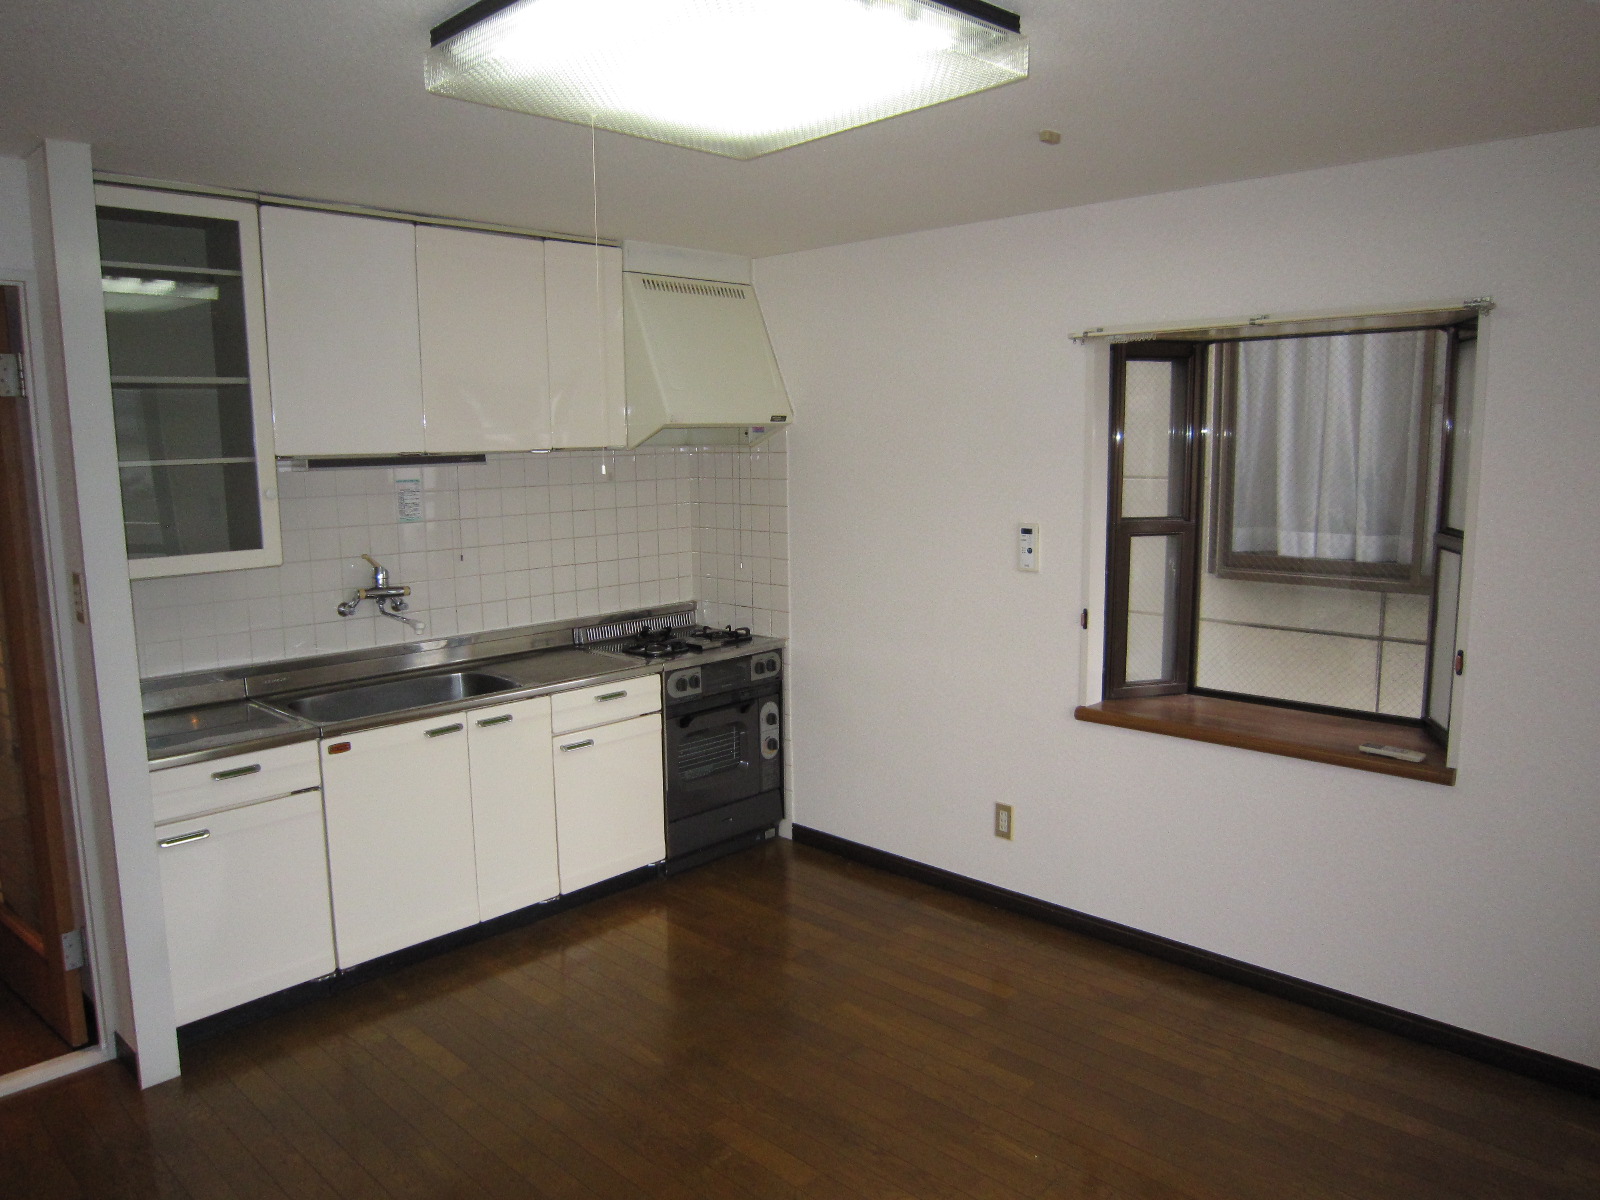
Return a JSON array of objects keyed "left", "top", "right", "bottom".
[{"left": 1359, "top": 743, "right": 1427, "bottom": 763}]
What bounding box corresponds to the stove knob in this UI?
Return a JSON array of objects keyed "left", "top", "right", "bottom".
[
  {"left": 764, "top": 737, "right": 779, "bottom": 753},
  {"left": 690, "top": 673, "right": 700, "bottom": 688},
  {"left": 764, "top": 710, "right": 778, "bottom": 726},
  {"left": 753, "top": 660, "right": 766, "bottom": 675}
]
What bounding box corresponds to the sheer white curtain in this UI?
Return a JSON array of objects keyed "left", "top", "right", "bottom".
[{"left": 1230, "top": 331, "right": 1436, "bottom": 564}]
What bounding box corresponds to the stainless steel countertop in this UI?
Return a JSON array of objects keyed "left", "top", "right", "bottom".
[{"left": 146, "top": 625, "right": 784, "bottom": 770}]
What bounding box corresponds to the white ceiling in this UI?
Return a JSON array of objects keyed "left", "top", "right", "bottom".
[{"left": 5, "top": 0, "right": 1599, "bottom": 258}]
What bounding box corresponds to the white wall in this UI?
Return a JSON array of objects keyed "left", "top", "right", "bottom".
[
  {"left": 757, "top": 126, "right": 1600, "bottom": 1068},
  {"left": 0, "top": 158, "right": 35, "bottom": 270}
]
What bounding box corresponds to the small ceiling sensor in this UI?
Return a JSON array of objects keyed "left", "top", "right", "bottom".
[{"left": 1038, "top": 129, "right": 1062, "bottom": 145}]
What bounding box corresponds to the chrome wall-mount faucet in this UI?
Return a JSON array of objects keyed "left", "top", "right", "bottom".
[{"left": 337, "top": 554, "right": 425, "bottom": 633}]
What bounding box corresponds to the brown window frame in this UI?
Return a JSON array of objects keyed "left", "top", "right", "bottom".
[
  {"left": 1207, "top": 327, "right": 1454, "bottom": 595},
  {"left": 1102, "top": 341, "right": 1204, "bottom": 701},
  {"left": 1090, "top": 319, "right": 1471, "bottom": 778}
]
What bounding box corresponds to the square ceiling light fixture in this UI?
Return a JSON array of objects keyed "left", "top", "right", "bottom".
[{"left": 425, "top": 0, "right": 1028, "bottom": 159}]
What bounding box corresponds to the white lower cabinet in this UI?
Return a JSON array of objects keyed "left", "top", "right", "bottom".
[
  {"left": 156, "top": 788, "right": 336, "bottom": 1025},
  {"left": 155, "top": 671, "right": 666, "bottom": 1015},
  {"left": 553, "top": 710, "right": 666, "bottom": 894},
  {"left": 467, "top": 695, "right": 559, "bottom": 920},
  {"left": 320, "top": 714, "right": 480, "bottom": 968}
]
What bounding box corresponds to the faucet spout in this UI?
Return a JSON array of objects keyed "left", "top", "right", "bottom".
[{"left": 338, "top": 554, "right": 413, "bottom": 620}]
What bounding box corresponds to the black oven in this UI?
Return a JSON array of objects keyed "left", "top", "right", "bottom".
[{"left": 661, "top": 650, "right": 783, "bottom": 870}]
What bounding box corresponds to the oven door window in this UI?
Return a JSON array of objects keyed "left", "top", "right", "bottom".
[{"left": 668, "top": 703, "right": 761, "bottom": 818}]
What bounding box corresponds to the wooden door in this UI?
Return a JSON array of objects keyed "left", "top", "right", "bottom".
[{"left": 0, "top": 284, "right": 90, "bottom": 1048}]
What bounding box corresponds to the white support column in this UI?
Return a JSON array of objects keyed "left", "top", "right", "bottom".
[{"left": 27, "top": 139, "right": 179, "bottom": 1086}]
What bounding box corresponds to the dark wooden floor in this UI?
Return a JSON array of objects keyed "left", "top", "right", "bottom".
[
  {"left": 0, "top": 977, "right": 73, "bottom": 1075},
  {"left": 3, "top": 839, "right": 1598, "bottom": 1199}
]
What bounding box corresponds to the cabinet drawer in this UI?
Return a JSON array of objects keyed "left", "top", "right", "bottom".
[
  {"left": 157, "top": 790, "right": 336, "bottom": 1025},
  {"left": 550, "top": 675, "right": 661, "bottom": 735},
  {"left": 150, "top": 741, "right": 321, "bottom": 824}
]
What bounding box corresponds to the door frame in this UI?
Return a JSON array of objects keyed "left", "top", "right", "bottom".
[{"left": 0, "top": 271, "right": 115, "bottom": 1096}]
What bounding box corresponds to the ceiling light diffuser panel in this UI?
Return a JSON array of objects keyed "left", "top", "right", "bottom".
[{"left": 425, "top": 0, "right": 1028, "bottom": 158}]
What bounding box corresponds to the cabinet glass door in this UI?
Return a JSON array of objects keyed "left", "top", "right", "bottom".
[{"left": 95, "top": 188, "right": 280, "bottom": 575}]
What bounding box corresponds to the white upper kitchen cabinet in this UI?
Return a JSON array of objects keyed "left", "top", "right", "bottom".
[
  {"left": 545, "top": 240, "right": 626, "bottom": 449},
  {"left": 95, "top": 185, "right": 282, "bottom": 577},
  {"left": 417, "top": 225, "right": 552, "bottom": 453},
  {"left": 261, "top": 207, "right": 424, "bottom": 456}
]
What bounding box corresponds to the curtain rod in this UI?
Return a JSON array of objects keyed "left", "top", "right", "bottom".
[
  {"left": 1071, "top": 298, "right": 1494, "bottom": 344},
  {"left": 93, "top": 172, "right": 620, "bottom": 249}
]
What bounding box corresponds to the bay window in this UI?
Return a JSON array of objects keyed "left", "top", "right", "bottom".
[{"left": 1081, "top": 304, "right": 1482, "bottom": 782}]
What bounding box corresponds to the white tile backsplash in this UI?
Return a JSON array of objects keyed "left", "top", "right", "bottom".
[
  {"left": 1200, "top": 573, "right": 1382, "bottom": 636},
  {"left": 132, "top": 443, "right": 787, "bottom": 677},
  {"left": 694, "top": 434, "right": 790, "bottom": 638},
  {"left": 1194, "top": 572, "right": 1430, "bottom": 716}
]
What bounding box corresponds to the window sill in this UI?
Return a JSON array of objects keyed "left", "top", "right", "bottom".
[{"left": 1074, "top": 695, "right": 1454, "bottom": 785}]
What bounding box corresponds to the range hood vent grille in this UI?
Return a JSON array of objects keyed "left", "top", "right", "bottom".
[
  {"left": 623, "top": 270, "right": 792, "bottom": 449},
  {"left": 641, "top": 276, "right": 749, "bottom": 301}
]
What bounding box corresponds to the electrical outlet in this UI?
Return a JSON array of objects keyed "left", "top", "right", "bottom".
[{"left": 994, "top": 803, "right": 1013, "bottom": 840}]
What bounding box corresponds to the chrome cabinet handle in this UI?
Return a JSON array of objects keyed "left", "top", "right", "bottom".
[
  {"left": 425, "top": 723, "right": 465, "bottom": 738},
  {"left": 596, "top": 690, "right": 627, "bottom": 702},
  {"left": 476, "top": 714, "right": 513, "bottom": 728},
  {"left": 560, "top": 739, "right": 595, "bottom": 752},
  {"left": 211, "top": 763, "right": 261, "bottom": 781},
  {"left": 158, "top": 829, "right": 210, "bottom": 848}
]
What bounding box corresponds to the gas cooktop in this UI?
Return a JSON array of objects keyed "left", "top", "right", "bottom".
[{"left": 612, "top": 624, "right": 755, "bottom": 661}]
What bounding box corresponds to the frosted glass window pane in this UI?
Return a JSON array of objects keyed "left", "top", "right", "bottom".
[
  {"left": 1121, "top": 360, "right": 1184, "bottom": 518},
  {"left": 1125, "top": 534, "right": 1180, "bottom": 683},
  {"left": 1195, "top": 621, "right": 1379, "bottom": 710},
  {"left": 1378, "top": 642, "right": 1427, "bottom": 718},
  {"left": 1428, "top": 549, "right": 1462, "bottom": 729}
]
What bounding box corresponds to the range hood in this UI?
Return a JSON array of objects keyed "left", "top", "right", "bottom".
[{"left": 623, "top": 271, "right": 793, "bottom": 449}]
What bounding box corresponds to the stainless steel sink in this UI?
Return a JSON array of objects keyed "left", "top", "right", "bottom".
[{"left": 271, "top": 670, "right": 521, "bottom": 725}]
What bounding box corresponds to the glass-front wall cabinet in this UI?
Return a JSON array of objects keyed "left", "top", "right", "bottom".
[{"left": 95, "top": 186, "right": 280, "bottom": 576}]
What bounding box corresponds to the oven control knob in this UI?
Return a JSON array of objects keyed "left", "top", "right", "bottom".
[
  {"left": 753, "top": 660, "right": 765, "bottom": 675},
  {"left": 758, "top": 701, "right": 781, "bottom": 759}
]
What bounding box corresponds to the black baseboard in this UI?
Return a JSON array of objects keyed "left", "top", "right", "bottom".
[{"left": 791, "top": 824, "right": 1600, "bottom": 1099}]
